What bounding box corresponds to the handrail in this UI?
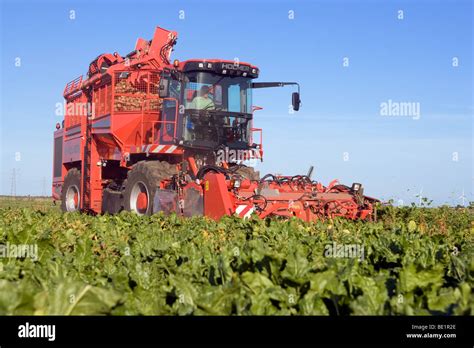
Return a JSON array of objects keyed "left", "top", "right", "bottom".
[
  {"left": 140, "top": 97, "right": 179, "bottom": 147},
  {"left": 250, "top": 127, "right": 262, "bottom": 148},
  {"left": 250, "top": 127, "right": 263, "bottom": 159},
  {"left": 63, "top": 75, "right": 83, "bottom": 97}
]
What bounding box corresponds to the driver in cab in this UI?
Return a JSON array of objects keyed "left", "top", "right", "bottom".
[{"left": 190, "top": 85, "right": 215, "bottom": 110}]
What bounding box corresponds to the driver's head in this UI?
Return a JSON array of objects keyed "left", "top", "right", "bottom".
[{"left": 199, "top": 85, "right": 210, "bottom": 97}]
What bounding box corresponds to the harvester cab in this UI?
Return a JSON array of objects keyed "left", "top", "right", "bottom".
[{"left": 157, "top": 59, "right": 301, "bottom": 158}]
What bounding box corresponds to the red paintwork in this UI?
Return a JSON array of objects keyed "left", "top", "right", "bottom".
[
  {"left": 203, "top": 173, "right": 234, "bottom": 219},
  {"left": 73, "top": 192, "right": 78, "bottom": 207},
  {"left": 55, "top": 27, "right": 182, "bottom": 212},
  {"left": 137, "top": 192, "right": 147, "bottom": 211},
  {"left": 53, "top": 26, "right": 377, "bottom": 221},
  {"left": 199, "top": 172, "right": 376, "bottom": 221}
]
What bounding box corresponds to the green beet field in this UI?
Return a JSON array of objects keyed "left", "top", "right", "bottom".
[{"left": 0, "top": 197, "right": 472, "bottom": 315}]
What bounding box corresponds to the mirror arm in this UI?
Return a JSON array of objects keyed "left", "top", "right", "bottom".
[
  {"left": 251, "top": 82, "right": 300, "bottom": 94},
  {"left": 252, "top": 82, "right": 301, "bottom": 110}
]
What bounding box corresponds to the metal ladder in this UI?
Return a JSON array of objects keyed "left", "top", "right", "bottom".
[{"left": 81, "top": 90, "right": 93, "bottom": 211}]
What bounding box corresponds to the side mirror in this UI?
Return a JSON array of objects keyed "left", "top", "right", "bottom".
[
  {"left": 292, "top": 92, "right": 301, "bottom": 111},
  {"left": 159, "top": 76, "right": 170, "bottom": 98}
]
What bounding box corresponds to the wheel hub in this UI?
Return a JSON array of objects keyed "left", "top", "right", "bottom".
[
  {"left": 130, "top": 181, "right": 149, "bottom": 215},
  {"left": 65, "top": 185, "right": 80, "bottom": 212},
  {"left": 136, "top": 192, "right": 148, "bottom": 211}
]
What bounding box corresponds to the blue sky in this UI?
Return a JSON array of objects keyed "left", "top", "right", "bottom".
[{"left": 0, "top": 0, "right": 472, "bottom": 205}]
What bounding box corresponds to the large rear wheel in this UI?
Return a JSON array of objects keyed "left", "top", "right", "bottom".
[
  {"left": 61, "top": 168, "right": 81, "bottom": 212},
  {"left": 123, "top": 161, "right": 177, "bottom": 215}
]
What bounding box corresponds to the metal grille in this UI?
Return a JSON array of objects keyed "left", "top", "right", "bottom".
[
  {"left": 106, "top": 86, "right": 112, "bottom": 114},
  {"left": 98, "top": 86, "right": 105, "bottom": 116},
  {"left": 149, "top": 74, "right": 159, "bottom": 94},
  {"left": 135, "top": 78, "right": 148, "bottom": 94},
  {"left": 114, "top": 72, "right": 161, "bottom": 112},
  {"left": 93, "top": 91, "right": 99, "bottom": 116},
  {"left": 65, "top": 97, "right": 84, "bottom": 128},
  {"left": 114, "top": 72, "right": 144, "bottom": 112},
  {"left": 93, "top": 84, "right": 111, "bottom": 117}
]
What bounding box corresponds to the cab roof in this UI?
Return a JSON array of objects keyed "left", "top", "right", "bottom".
[{"left": 179, "top": 59, "right": 259, "bottom": 78}]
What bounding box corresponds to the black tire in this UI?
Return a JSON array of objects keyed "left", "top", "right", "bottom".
[
  {"left": 61, "top": 168, "right": 81, "bottom": 212},
  {"left": 123, "top": 161, "right": 177, "bottom": 215}
]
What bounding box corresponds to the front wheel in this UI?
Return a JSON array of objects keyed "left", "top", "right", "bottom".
[{"left": 123, "top": 161, "right": 177, "bottom": 215}]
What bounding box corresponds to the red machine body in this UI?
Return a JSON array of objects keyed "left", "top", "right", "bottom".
[{"left": 52, "top": 26, "right": 378, "bottom": 221}]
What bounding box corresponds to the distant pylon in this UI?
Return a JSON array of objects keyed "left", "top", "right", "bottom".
[
  {"left": 10, "top": 168, "right": 17, "bottom": 197},
  {"left": 458, "top": 188, "right": 466, "bottom": 207}
]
